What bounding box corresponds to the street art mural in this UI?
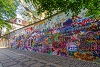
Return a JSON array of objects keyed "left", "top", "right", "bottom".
[{"left": 6, "top": 12, "right": 100, "bottom": 61}]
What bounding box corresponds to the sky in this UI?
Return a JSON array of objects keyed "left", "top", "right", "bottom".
[
  {"left": 17, "top": 14, "right": 23, "bottom": 19},
  {"left": 16, "top": 1, "right": 36, "bottom": 20},
  {"left": 16, "top": 2, "right": 25, "bottom": 20}
]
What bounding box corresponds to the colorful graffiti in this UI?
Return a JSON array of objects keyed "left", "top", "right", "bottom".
[{"left": 6, "top": 12, "right": 100, "bottom": 61}]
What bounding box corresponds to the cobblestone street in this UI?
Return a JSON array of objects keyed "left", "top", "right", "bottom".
[{"left": 0, "top": 48, "right": 100, "bottom": 67}]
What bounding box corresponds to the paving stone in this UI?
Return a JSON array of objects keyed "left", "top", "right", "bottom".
[
  {"left": 2, "top": 61, "right": 17, "bottom": 67},
  {"left": 0, "top": 56, "right": 8, "bottom": 58},
  {"left": 28, "top": 60, "right": 40, "bottom": 66},
  {"left": 48, "top": 64, "right": 57, "bottom": 67},
  {"left": 24, "top": 61, "right": 36, "bottom": 66},
  {"left": 0, "top": 63, "right": 3, "bottom": 67},
  {"left": 10, "top": 56, "right": 22, "bottom": 59},
  {"left": 0, "top": 58, "right": 10, "bottom": 61},
  {"left": 9, "top": 64, "right": 22, "bottom": 67},
  {"left": 1, "top": 48, "right": 100, "bottom": 67},
  {"left": 15, "top": 57, "right": 26, "bottom": 60},
  {"left": 31, "top": 59, "right": 39, "bottom": 63},
  {"left": 39, "top": 61, "right": 47, "bottom": 65},
  {"left": 30, "top": 63, "right": 45, "bottom": 67},
  {"left": 0, "top": 59, "right": 13, "bottom": 64},
  {"left": 18, "top": 58, "right": 31, "bottom": 63}
]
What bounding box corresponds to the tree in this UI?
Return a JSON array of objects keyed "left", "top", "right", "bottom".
[
  {"left": 24, "top": 0, "right": 100, "bottom": 18},
  {"left": 0, "top": 0, "right": 18, "bottom": 36},
  {"left": 19, "top": 0, "right": 41, "bottom": 24}
]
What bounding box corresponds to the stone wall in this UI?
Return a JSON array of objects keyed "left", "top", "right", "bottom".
[{"left": 6, "top": 12, "right": 100, "bottom": 61}]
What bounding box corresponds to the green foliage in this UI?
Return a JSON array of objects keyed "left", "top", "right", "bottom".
[
  {"left": 25, "top": 0, "right": 100, "bottom": 17},
  {"left": 0, "top": 0, "right": 17, "bottom": 29},
  {"left": 0, "top": 20, "right": 12, "bottom": 29}
]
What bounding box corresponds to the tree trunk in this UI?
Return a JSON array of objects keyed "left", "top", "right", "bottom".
[
  {"left": 19, "top": 0, "right": 40, "bottom": 22},
  {"left": 0, "top": 28, "right": 2, "bottom": 37}
]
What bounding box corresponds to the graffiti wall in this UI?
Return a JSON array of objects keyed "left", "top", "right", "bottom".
[{"left": 6, "top": 12, "right": 100, "bottom": 61}]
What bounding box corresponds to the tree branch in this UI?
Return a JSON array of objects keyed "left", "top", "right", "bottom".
[{"left": 19, "top": 0, "right": 41, "bottom": 21}]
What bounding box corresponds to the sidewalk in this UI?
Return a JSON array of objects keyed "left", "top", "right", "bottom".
[
  {"left": 0, "top": 48, "right": 61, "bottom": 67},
  {"left": 7, "top": 48, "right": 100, "bottom": 67},
  {"left": 0, "top": 63, "right": 3, "bottom": 67}
]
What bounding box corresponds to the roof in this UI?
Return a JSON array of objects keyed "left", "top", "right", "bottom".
[{"left": 10, "top": 18, "right": 27, "bottom": 26}]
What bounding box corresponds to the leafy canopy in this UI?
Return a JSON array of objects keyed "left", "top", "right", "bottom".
[
  {"left": 0, "top": 0, "right": 18, "bottom": 29},
  {"left": 25, "top": 0, "right": 100, "bottom": 18}
]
